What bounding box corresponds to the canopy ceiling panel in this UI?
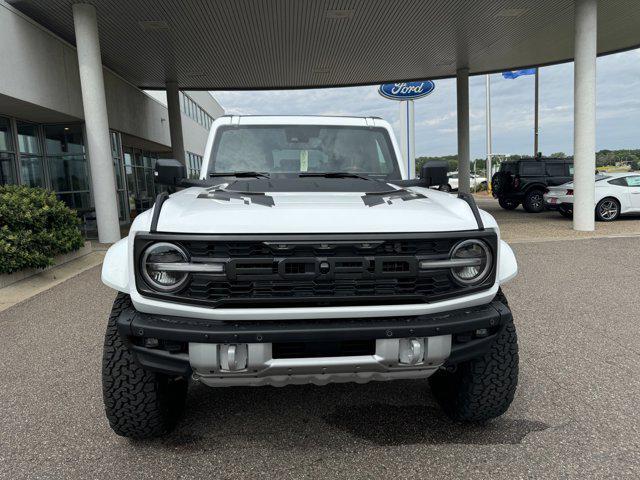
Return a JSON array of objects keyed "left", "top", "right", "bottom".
[{"left": 8, "top": 0, "right": 640, "bottom": 89}]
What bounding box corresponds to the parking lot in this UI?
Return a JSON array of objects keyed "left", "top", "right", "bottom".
[{"left": 1, "top": 204, "right": 640, "bottom": 479}]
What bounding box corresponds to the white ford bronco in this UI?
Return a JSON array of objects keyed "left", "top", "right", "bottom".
[{"left": 101, "top": 115, "right": 519, "bottom": 438}]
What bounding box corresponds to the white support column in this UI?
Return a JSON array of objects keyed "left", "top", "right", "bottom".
[
  {"left": 573, "top": 0, "right": 598, "bottom": 231},
  {"left": 72, "top": 3, "right": 120, "bottom": 243},
  {"left": 457, "top": 68, "right": 471, "bottom": 194},
  {"left": 166, "top": 81, "right": 186, "bottom": 165},
  {"left": 399, "top": 100, "right": 415, "bottom": 178}
]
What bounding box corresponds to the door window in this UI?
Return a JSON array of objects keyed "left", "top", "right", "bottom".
[
  {"left": 608, "top": 177, "right": 628, "bottom": 187},
  {"left": 520, "top": 162, "right": 544, "bottom": 175},
  {"left": 626, "top": 176, "right": 640, "bottom": 187},
  {"left": 546, "top": 163, "right": 565, "bottom": 176}
]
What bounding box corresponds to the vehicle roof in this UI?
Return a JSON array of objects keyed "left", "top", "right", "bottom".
[
  {"left": 218, "top": 114, "right": 389, "bottom": 128},
  {"left": 509, "top": 157, "right": 570, "bottom": 162}
]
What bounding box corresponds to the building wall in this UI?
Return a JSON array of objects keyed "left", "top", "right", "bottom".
[
  {"left": 0, "top": 1, "right": 213, "bottom": 152},
  {"left": 0, "top": 0, "right": 225, "bottom": 235}
]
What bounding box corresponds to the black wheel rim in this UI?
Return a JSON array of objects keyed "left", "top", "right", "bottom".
[
  {"left": 599, "top": 200, "right": 618, "bottom": 220},
  {"left": 530, "top": 194, "right": 543, "bottom": 209}
]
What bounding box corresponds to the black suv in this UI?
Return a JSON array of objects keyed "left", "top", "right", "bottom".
[{"left": 491, "top": 158, "right": 573, "bottom": 212}]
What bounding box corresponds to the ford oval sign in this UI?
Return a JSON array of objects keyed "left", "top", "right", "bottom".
[{"left": 378, "top": 81, "right": 435, "bottom": 101}]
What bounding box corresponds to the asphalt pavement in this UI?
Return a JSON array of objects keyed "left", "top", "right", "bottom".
[{"left": 1, "top": 236, "right": 639, "bottom": 479}]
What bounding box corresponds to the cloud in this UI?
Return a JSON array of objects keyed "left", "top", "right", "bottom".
[{"left": 212, "top": 48, "right": 640, "bottom": 159}]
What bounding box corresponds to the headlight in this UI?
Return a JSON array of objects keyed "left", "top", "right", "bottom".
[
  {"left": 142, "top": 242, "right": 190, "bottom": 292},
  {"left": 449, "top": 239, "right": 492, "bottom": 286}
]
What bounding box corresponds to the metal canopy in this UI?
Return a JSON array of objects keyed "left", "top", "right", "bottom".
[{"left": 8, "top": 0, "right": 640, "bottom": 90}]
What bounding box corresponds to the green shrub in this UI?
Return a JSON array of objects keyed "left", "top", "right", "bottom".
[{"left": 0, "top": 185, "right": 84, "bottom": 274}]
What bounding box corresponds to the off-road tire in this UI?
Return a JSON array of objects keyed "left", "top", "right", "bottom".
[
  {"left": 490, "top": 172, "right": 503, "bottom": 195},
  {"left": 498, "top": 197, "right": 519, "bottom": 210},
  {"left": 429, "top": 289, "right": 518, "bottom": 422},
  {"left": 439, "top": 184, "right": 452, "bottom": 193},
  {"left": 559, "top": 207, "right": 573, "bottom": 219},
  {"left": 102, "top": 293, "right": 188, "bottom": 438},
  {"left": 523, "top": 189, "right": 545, "bottom": 213}
]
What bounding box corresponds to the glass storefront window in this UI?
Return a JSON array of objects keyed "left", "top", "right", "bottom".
[
  {"left": 48, "top": 155, "right": 90, "bottom": 192},
  {"left": 57, "top": 191, "right": 91, "bottom": 211},
  {"left": 20, "top": 156, "right": 46, "bottom": 188},
  {"left": 17, "top": 122, "right": 41, "bottom": 155},
  {"left": 122, "top": 147, "right": 159, "bottom": 220},
  {"left": 44, "top": 124, "right": 92, "bottom": 216},
  {"left": 0, "top": 117, "right": 14, "bottom": 152},
  {"left": 0, "top": 153, "right": 17, "bottom": 185},
  {"left": 0, "top": 117, "right": 17, "bottom": 185},
  {"left": 44, "top": 125, "right": 85, "bottom": 155}
]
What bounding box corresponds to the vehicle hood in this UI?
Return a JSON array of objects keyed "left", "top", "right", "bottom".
[{"left": 150, "top": 186, "right": 484, "bottom": 234}]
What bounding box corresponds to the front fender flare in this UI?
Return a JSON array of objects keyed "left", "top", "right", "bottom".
[
  {"left": 498, "top": 240, "right": 518, "bottom": 284},
  {"left": 101, "top": 237, "right": 130, "bottom": 293}
]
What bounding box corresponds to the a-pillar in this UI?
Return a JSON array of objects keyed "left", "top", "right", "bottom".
[{"left": 456, "top": 68, "right": 471, "bottom": 194}]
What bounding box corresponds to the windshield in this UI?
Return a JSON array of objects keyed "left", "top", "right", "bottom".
[{"left": 207, "top": 125, "right": 401, "bottom": 179}]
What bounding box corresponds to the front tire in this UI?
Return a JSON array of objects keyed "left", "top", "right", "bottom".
[
  {"left": 439, "top": 184, "right": 452, "bottom": 193},
  {"left": 523, "top": 189, "right": 545, "bottom": 213},
  {"left": 429, "top": 289, "right": 518, "bottom": 422},
  {"left": 595, "top": 197, "right": 620, "bottom": 221},
  {"left": 102, "top": 293, "right": 188, "bottom": 438}
]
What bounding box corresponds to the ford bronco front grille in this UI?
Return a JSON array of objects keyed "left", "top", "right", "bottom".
[{"left": 134, "top": 232, "right": 497, "bottom": 308}]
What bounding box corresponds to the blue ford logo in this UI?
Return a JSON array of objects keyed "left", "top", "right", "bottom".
[{"left": 378, "top": 81, "right": 435, "bottom": 100}]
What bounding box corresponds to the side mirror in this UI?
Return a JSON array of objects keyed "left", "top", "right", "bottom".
[
  {"left": 420, "top": 161, "right": 448, "bottom": 187},
  {"left": 154, "top": 158, "right": 186, "bottom": 186}
]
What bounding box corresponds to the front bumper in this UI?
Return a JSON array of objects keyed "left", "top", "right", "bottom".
[{"left": 118, "top": 300, "right": 512, "bottom": 386}]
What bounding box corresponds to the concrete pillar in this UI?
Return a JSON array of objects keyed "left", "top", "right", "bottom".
[
  {"left": 166, "top": 81, "right": 186, "bottom": 165},
  {"left": 573, "top": 0, "right": 597, "bottom": 231},
  {"left": 457, "top": 68, "right": 471, "bottom": 194},
  {"left": 399, "top": 100, "right": 415, "bottom": 178},
  {"left": 72, "top": 4, "right": 120, "bottom": 243}
]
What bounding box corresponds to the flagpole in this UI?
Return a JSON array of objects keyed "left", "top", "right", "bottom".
[
  {"left": 485, "top": 74, "right": 493, "bottom": 194},
  {"left": 534, "top": 67, "right": 539, "bottom": 157}
]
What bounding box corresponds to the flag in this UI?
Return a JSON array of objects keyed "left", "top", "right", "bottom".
[{"left": 502, "top": 69, "right": 536, "bottom": 79}]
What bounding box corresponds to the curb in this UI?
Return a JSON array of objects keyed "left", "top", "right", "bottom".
[{"left": 0, "top": 241, "right": 93, "bottom": 289}]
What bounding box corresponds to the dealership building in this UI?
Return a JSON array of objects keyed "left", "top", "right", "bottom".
[{"left": 0, "top": 1, "right": 224, "bottom": 238}]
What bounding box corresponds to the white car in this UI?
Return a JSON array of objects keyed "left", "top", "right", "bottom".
[
  {"left": 101, "top": 115, "right": 518, "bottom": 438},
  {"left": 441, "top": 172, "right": 487, "bottom": 192},
  {"left": 544, "top": 172, "right": 640, "bottom": 221}
]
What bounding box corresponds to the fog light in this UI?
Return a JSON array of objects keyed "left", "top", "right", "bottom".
[
  {"left": 219, "top": 344, "right": 248, "bottom": 371},
  {"left": 475, "top": 328, "right": 489, "bottom": 338},
  {"left": 398, "top": 338, "right": 424, "bottom": 365},
  {"left": 144, "top": 337, "right": 159, "bottom": 348}
]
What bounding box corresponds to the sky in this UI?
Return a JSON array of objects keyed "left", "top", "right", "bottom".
[{"left": 212, "top": 48, "right": 640, "bottom": 161}]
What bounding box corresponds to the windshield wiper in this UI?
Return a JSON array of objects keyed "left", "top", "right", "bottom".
[
  {"left": 209, "top": 171, "right": 270, "bottom": 178},
  {"left": 298, "top": 172, "right": 373, "bottom": 180}
]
